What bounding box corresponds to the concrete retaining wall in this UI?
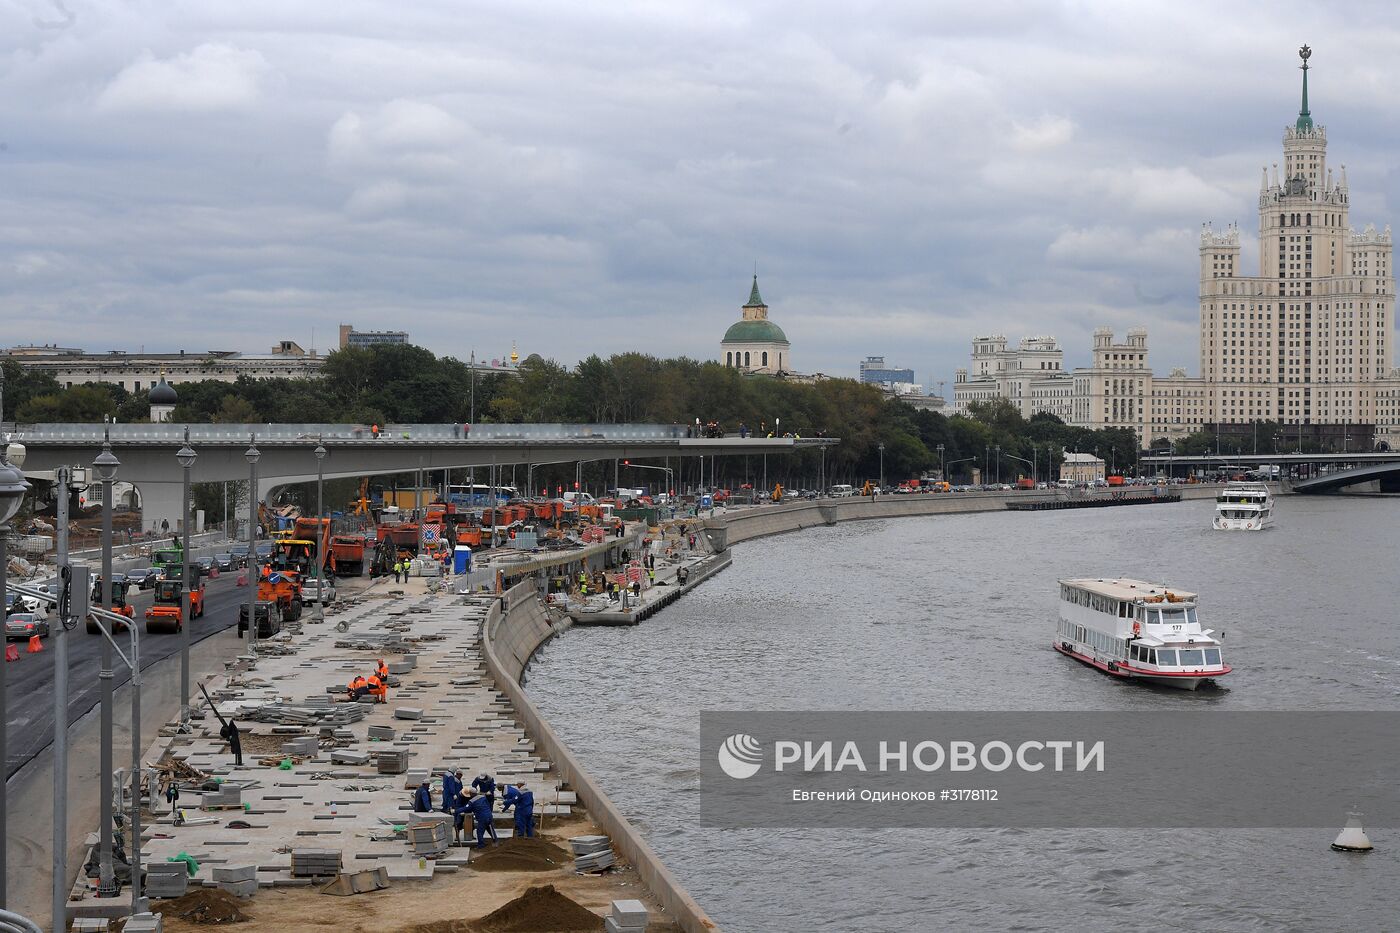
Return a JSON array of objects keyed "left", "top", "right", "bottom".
[
  {"left": 704, "top": 483, "right": 1258, "bottom": 547},
  {"left": 482, "top": 582, "right": 718, "bottom": 932}
]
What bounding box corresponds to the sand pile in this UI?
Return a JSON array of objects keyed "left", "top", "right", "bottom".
[
  {"left": 475, "top": 884, "right": 604, "bottom": 932},
  {"left": 469, "top": 837, "right": 573, "bottom": 873},
  {"left": 146, "top": 888, "right": 251, "bottom": 924}
]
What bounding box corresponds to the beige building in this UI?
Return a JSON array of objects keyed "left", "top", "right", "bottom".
[
  {"left": 1199, "top": 47, "right": 1398, "bottom": 445},
  {"left": 1059, "top": 452, "right": 1106, "bottom": 483},
  {"left": 953, "top": 49, "right": 1400, "bottom": 450},
  {"left": 3, "top": 343, "right": 324, "bottom": 392}
]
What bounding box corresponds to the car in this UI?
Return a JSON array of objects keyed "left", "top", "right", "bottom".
[
  {"left": 254, "top": 543, "right": 274, "bottom": 559},
  {"left": 213, "top": 553, "right": 236, "bottom": 571},
  {"left": 301, "top": 578, "right": 338, "bottom": 606},
  {"left": 195, "top": 556, "right": 216, "bottom": 574},
  {"left": 126, "top": 567, "right": 160, "bottom": 590},
  {"left": 6, "top": 612, "right": 50, "bottom": 640}
]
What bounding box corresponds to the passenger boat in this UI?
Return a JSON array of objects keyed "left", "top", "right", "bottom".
[
  {"left": 1213, "top": 482, "right": 1273, "bottom": 531},
  {"left": 1053, "top": 578, "right": 1231, "bottom": 690}
]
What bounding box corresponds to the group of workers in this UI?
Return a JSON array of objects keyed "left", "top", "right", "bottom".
[
  {"left": 413, "top": 770, "right": 535, "bottom": 847},
  {"left": 346, "top": 658, "right": 391, "bottom": 702}
]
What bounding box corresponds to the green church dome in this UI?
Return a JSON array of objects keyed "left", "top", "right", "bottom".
[{"left": 723, "top": 319, "right": 789, "bottom": 344}]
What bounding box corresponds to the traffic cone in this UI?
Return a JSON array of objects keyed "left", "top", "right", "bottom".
[
  {"left": 27, "top": 634, "right": 43, "bottom": 653},
  {"left": 5, "top": 644, "right": 18, "bottom": 662}
]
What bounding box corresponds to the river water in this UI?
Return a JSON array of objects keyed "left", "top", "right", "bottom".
[{"left": 526, "top": 496, "right": 1400, "bottom": 931}]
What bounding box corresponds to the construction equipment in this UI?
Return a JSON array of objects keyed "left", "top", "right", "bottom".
[
  {"left": 87, "top": 578, "right": 134, "bottom": 633},
  {"left": 330, "top": 534, "right": 368, "bottom": 576},
  {"left": 771, "top": 483, "right": 784, "bottom": 502},
  {"left": 351, "top": 477, "right": 372, "bottom": 516},
  {"left": 145, "top": 577, "right": 205, "bottom": 633},
  {"left": 256, "top": 569, "right": 304, "bottom": 622},
  {"left": 151, "top": 539, "right": 184, "bottom": 579}
]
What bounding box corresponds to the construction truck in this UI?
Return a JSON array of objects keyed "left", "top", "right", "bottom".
[
  {"left": 330, "top": 534, "right": 368, "bottom": 576},
  {"left": 151, "top": 540, "right": 184, "bottom": 580},
  {"left": 239, "top": 568, "right": 302, "bottom": 632},
  {"left": 145, "top": 577, "right": 205, "bottom": 634}
]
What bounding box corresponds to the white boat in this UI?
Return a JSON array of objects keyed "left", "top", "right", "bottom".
[
  {"left": 1053, "top": 578, "right": 1231, "bottom": 690},
  {"left": 1213, "top": 482, "right": 1273, "bottom": 531}
]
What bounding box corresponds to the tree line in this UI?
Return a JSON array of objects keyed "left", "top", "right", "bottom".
[{"left": 4, "top": 350, "right": 1150, "bottom": 490}]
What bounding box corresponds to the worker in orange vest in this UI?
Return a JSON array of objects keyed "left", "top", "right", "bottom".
[
  {"left": 347, "top": 675, "right": 369, "bottom": 700},
  {"left": 367, "top": 672, "right": 386, "bottom": 703},
  {"left": 376, "top": 659, "right": 389, "bottom": 683}
]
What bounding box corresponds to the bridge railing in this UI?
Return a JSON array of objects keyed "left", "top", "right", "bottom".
[{"left": 3, "top": 422, "right": 696, "bottom": 442}]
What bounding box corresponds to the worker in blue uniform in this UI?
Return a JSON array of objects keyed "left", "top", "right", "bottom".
[
  {"left": 412, "top": 779, "right": 432, "bottom": 813},
  {"left": 463, "top": 791, "right": 496, "bottom": 848},
  {"left": 471, "top": 772, "right": 497, "bottom": 808},
  {"left": 501, "top": 780, "right": 535, "bottom": 838},
  {"left": 440, "top": 770, "right": 462, "bottom": 814}
]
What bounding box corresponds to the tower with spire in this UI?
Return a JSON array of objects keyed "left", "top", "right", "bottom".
[
  {"left": 720, "top": 274, "right": 792, "bottom": 375},
  {"left": 1197, "top": 45, "right": 1394, "bottom": 441}
]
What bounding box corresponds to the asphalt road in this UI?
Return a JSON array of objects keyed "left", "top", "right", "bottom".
[{"left": 3, "top": 570, "right": 256, "bottom": 779}]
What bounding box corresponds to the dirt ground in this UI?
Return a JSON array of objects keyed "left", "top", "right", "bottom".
[{"left": 152, "top": 819, "right": 682, "bottom": 933}]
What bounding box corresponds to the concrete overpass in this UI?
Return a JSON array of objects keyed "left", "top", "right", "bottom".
[
  {"left": 1290, "top": 462, "right": 1400, "bottom": 494},
  {"left": 6, "top": 422, "right": 838, "bottom": 531}
]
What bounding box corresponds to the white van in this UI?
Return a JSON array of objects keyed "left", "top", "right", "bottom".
[
  {"left": 1056, "top": 479, "right": 1074, "bottom": 489},
  {"left": 829, "top": 484, "right": 855, "bottom": 498}
]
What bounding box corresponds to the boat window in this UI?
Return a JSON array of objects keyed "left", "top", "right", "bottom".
[
  {"left": 1204, "top": 648, "right": 1222, "bottom": 666},
  {"left": 1162, "top": 609, "right": 1186, "bottom": 624},
  {"left": 1186, "top": 608, "right": 1198, "bottom": 625},
  {"left": 1179, "top": 649, "right": 1205, "bottom": 666},
  {"left": 1118, "top": 601, "right": 1127, "bottom": 618},
  {"left": 1155, "top": 649, "right": 1177, "bottom": 666}
]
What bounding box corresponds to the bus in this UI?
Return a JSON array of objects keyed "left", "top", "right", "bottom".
[{"left": 445, "top": 484, "right": 518, "bottom": 508}]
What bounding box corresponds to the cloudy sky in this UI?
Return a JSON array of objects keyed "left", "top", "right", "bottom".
[{"left": 4, "top": 1, "right": 1400, "bottom": 390}]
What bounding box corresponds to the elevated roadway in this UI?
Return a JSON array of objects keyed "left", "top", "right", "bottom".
[{"left": 6, "top": 422, "right": 836, "bottom": 530}]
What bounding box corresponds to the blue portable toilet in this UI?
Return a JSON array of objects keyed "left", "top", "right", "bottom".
[{"left": 453, "top": 545, "right": 472, "bottom": 575}]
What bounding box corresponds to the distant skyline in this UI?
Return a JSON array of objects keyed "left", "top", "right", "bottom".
[{"left": 4, "top": 2, "right": 1399, "bottom": 388}]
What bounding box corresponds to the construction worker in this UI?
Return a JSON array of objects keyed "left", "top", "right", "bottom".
[
  {"left": 462, "top": 791, "right": 495, "bottom": 848},
  {"left": 376, "top": 658, "right": 390, "bottom": 683},
  {"left": 392, "top": 560, "right": 402, "bottom": 583},
  {"left": 441, "top": 769, "right": 463, "bottom": 814},
  {"left": 500, "top": 781, "right": 535, "bottom": 838},
  {"left": 366, "top": 672, "right": 386, "bottom": 703},
  {"left": 647, "top": 567, "right": 655, "bottom": 586},
  {"left": 412, "top": 780, "right": 432, "bottom": 813},
  {"left": 471, "top": 772, "right": 497, "bottom": 809},
  {"left": 347, "top": 675, "right": 369, "bottom": 700}
]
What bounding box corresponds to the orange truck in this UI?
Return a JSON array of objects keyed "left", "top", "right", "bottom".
[
  {"left": 145, "top": 578, "right": 205, "bottom": 633},
  {"left": 1106, "top": 475, "right": 1126, "bottom": 486},
  {"left": 259, "top": 570, "right": 304, "bottom": 621},
  {"left": 1016, "top": 478, "right": 1036, "bottom": 489}
]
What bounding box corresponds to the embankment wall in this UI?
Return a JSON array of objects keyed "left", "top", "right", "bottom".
[{"left": 481, "top": 582, "right": 717, "bottom": 932}]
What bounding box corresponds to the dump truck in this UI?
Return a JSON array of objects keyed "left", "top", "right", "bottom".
[
  {"left": 257, "top": 569, "right": 303, "bottom": 622},
  {"left": 330, "top": 534, "right": 368, "bottom": 576},
  {"left": 145, "top": 578, "right": 205, "bottom": 633}
]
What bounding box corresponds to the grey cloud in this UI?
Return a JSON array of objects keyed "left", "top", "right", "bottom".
[{"left": 0, "top": 1, "right": 1395, "bottom": 389}]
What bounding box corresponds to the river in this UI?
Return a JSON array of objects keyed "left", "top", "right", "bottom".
[{"left": 525, "top": 495, "right": 1400, "bottom": 931}]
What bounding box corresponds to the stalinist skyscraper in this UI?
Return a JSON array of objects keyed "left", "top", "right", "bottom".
[{"left": 1199, "top": 45, "right": 1394, "bottom": 435}]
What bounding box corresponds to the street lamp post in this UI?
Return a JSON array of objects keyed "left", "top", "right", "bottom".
[
  {"left": 245, "top": 436, "right": 260, "bottom": 651},
  {"left": 995, "top": 444, "right": 1001, "bottom": 485},
  {"left": 314, "top": 439, "right": 327, "bottom": 624},
  {"left": 877, "top": 443, "right": 885, "bottom": 489},
  {"left": 93, "top": 434, "right": 120, "bottom": 897},
  {"left": 53, "top": 463, "right": 82, "bottom": 932},
  {"left": 0, "top": 400, "right": 32, "bottom": 908},
  {"left": 936, "top": 444, "right": 945, "bottom": 481},
  {"left": 176, "top": 430, "right": 196, "bottom": 729}
]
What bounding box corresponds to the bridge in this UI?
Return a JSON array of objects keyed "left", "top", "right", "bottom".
[
  {"left": 1140, "top": 451, "right": 1400, "bottom": 494},
  {"left": 5, "top": 422, "right": 838, "bottom": 530}
]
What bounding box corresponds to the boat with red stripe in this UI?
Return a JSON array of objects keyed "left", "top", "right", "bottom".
[{"left": 1054, "top": 578, "right": 1231, "bottom": 691}]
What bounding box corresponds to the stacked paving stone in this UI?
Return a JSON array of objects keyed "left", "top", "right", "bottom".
[
  {"left": 570, "top": 834, "right": 616, "bottom": 871},
  {"left": 212, "top": 864, "right": 259, "bottom": 898},
  {"left": 606, "top": 899, "right": 650, "bottom": 933},
  {"left": 291, "top": 848, "right": 343, "bottom": 877},
  {"left": 144, "top": 861, "right": 190, "bottom": 898}
]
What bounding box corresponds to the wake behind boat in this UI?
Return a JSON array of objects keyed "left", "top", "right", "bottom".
[
  {"left": 1213, "top": 481, "right": 1274, "bottom": 531},
  {"left": 1053, "top": 578, "right": 1231, "bottom": 690}
]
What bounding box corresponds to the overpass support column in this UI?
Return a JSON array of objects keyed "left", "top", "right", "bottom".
[{"left": 136, "top": 482, "right": 185, "bottom": 536}]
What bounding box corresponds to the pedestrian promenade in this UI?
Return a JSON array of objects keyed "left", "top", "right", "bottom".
[{"left": 67, "top": 577, "right": 677, "bottom": 929}]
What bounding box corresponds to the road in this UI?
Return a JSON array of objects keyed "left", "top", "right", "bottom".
[{"left": 3, "top": 570, "right": 255, "bottom": 779}]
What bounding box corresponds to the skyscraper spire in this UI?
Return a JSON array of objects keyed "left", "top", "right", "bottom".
[{"left": 1296, "top": 44, "right": 1314, "bottom": 133}]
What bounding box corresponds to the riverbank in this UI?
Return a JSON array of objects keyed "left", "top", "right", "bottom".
[{"left": 701, "top": 483, "right": 1237, "bottom": 549}]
